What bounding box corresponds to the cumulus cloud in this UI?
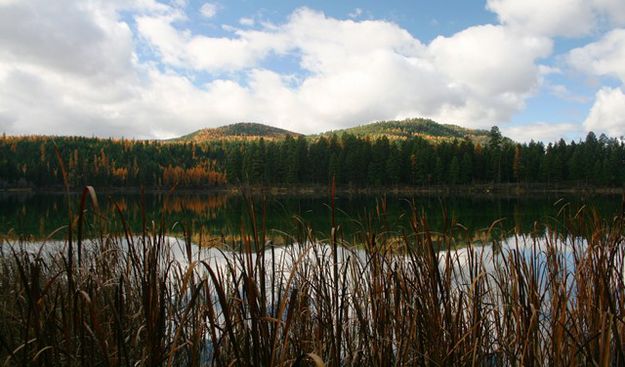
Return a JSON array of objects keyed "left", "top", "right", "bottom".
[
  {"left": 0, "top": 1, "right": 555, "bottom": 138},
  {"left": 486, "top": 0, "right": 594, "bottom": 37},
  {"left": 134, "top": 7, "right": 551, "bottom": 132},
  {"left": 0, "top": 0, "right": 135, "bottom": 78},
  {"left": 583, "top": 87, "right": 625, "bottom": 136},
  {"left": 136, "top": 9, "right": 291, "bottom": 72},
  {"left": 429, "top": 24, "right": 551, "bottom": 98},
  {"left": 567, "top": 29, "right": 625, "bottom": 136},
  {"left": 0, "top": 0, "right": 149, "bottom": 137},
  {"left": 486, "top": 0, "right": 625, "bottom": 37},
  {"left": 568, "top": 29, "right": 625, "bottom": 83},
  {"left": 485, "top": 0, "right": 625, "bottom": 140},
  {"left": 593, "top": 0, "right": 625, "bottom": 25}
]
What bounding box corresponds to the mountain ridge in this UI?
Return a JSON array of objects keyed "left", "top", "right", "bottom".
[
  {"left": 316, "top": 118, "right": 491, "bottom": 144},
  {"left": 172, "top": 122, "right": 302, "bottom": 143},
  {"left": 174, "top": 118, "right": 494, "bottom": 144}
]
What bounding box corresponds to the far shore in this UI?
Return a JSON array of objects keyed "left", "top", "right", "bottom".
[{"left": 1, "top": 183, "right": 624, "bottom": 198}]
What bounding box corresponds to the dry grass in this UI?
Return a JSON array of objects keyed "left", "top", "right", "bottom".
[{"left": 0, "top": 188, "right": 624, "bottom": 366}]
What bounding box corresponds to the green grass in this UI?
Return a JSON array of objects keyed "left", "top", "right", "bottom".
[{"left": 0, "top": 188, "right": 624, "bottom": 366}]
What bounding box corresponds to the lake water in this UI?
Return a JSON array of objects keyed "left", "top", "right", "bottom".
[
  {"left": 1, "top": 191, "right": 621, "bottom": 242},
  {"left": 2, "top": 192, "right": 620, "bottom": 366}
]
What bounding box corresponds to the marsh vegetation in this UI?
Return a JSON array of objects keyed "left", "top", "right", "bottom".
[{"left": 1, "top": 188, "right": 625, "bottom": 366}]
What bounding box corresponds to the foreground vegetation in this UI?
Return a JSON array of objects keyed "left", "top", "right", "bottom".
[{"left": 1, "top": 188, "right": 625, "bottom": 366}]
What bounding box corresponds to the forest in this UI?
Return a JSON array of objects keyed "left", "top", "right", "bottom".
[{"left": 0, "top": 127, "right": 624, "bottom": 189}]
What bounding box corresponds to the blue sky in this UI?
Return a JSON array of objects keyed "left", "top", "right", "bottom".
[{"left": 1, "top": 0, "right": 625, "bottom": 142}]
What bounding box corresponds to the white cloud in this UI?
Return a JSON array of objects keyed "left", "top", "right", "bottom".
[
  {"left": 568, "top": 29, "right": 625, "bottom": 83},
  {"left": 592, "top": 0, "right": 625, "bottom": 26},
  {"left": 486, "top": 0, "right": 625, "bottom": 37},
  {"left": 486, "top": 0, "right": 594, "bottom": 37},
  {"left": 583, "top": 87, "right": 625, "bottom": 136},
  {"left": 0, "top": 0, "right": 136, "bottom": 78},
  {"left": 199, "top": 3, "right": 218, "bottom": 18},
  {"left": 133, "top": 8, "right": 550, "bottom": 132},
  {"left": 0, "top": 2, "right": 555, "bottom": 138},
  {"left": 0, "top": 0, "right": 151, "bottom": 136},
  {"left": 568, "top": 30, "right": 625, "bottom": 138},
  {"left": 502, "top": 122, "right": 582, "bottom": 143},
  {"left": 424, "top": 25, "right": 552, "bottom": 127},
  {"left": 239, "top": 17, "right": 254, "bottom": 26},
  {"left": 429, "top": 25, "right": 551, "bottom": 96},
  {"left": 136, "top": 9, "right": 291, "bottom": 72}
]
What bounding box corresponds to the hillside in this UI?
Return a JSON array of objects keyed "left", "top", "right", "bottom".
[
  {"left": 173, "top": 119, "right": 496, "bottom": 145},
  {"left": 173, "top": 122, "right": 301, "bottom": 143},
  {"left": 319, "top": 118, "right": 491, "bottom": 144}
]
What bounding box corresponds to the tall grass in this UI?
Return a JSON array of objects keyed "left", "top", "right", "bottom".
[{"left": 0, "top": 188, "right": 624, "bottom": 366}]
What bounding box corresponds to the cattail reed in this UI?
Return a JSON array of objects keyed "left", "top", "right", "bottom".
[{"left": 1, "top": 188, "right": 624, "bottom": 366}]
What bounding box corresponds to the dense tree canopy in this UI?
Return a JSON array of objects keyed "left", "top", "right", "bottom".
[{"left": 1, "top": 129, "right": 624, "bottom": 189}]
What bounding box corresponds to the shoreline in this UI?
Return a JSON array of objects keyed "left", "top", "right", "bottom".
[{"left": 1, "top": 183, "right": 623, "bottom": 197}]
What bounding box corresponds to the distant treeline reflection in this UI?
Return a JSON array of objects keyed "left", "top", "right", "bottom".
[{"left": 1, "top": 193, "right": 620, "bottom": 242}]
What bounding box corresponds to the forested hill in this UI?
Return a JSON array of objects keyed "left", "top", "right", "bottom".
[
  {"left": 319, "top": 118, "right": 492, "bottom": 144},
  {"left": 2, "top": 127, "right": 625, "bottom": 190},
  {"left": 173, "top": 122, "right": 301, "bottom": 143},
  {"left": 173, "top": 119, "right": 492, "bottom": 144}
]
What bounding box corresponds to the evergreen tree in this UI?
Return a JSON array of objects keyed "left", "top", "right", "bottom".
[
  {"left": 460, "top": 152, "right": 472, "bottom": 184},
  {"left": 448, "top": 156, "right": 460, "bottom": 185},
  {"left": 385, "top": 144, "right": 401, "bottom": 185}
]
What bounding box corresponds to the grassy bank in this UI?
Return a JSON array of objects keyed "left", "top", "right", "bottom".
[{"left": 1, "top": 189, "right": 625, "bottom": 365}]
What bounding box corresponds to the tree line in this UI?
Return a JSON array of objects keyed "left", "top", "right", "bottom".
[
  {"left": 224, "top": 128, "right": 625, "bottom": 186},
  {"left": 0, "top": 136, "right": 226, "bottom": 189},
  {"left": 1, "top": 127, "right": 624, "bottom": 189}
]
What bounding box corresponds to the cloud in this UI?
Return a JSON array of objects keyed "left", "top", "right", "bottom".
[
  {"left": 0, "top": 0, "right": 136, "bottom": 79},
  {"left": 486, "top": 0, "right": 625, "bottom": 37},
  {"left": 0, "top": 2, "right": 554, "bottom": 138},
  {"left": 486, "top": 0, "right": 594, "bottom": 37},
  {"left": 593, "top": 0, "right": 625, "bottom": 25},
  {"left": 568, "top": 29, "right": 625, "bottom": 83},
  {"left": 583, "top": 87, "right": 625, "bottom": 136},
  {"left": 429, "top": 25, "right": 551, "bottom": 96},
  {"left": 568, "top": 30, "right": 625, "bottom": 137},
  {"left": 134, "top": 8, "right": 550, "bottom": 131},
  {"left": 136, "top": 9, "right": 290, "bottom": 72},
  {"left": 199, "top": 3, "right": 218, "bottom": 18},
  {"left": 425, "top": 24, "right": 552, "bottom": 126},
  {"left": 239, "top": 17, "right": 254, "bottom": 26},
  {"left": 502, "top": 122, "right": 582, "bottom": 143},
  {"left": 0, "top": 0, "right": 151, "bottom": 136}
]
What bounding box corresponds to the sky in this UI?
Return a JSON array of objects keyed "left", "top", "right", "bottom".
[{"left": 1, "top": 0, "right": 625, "bottom": 142}]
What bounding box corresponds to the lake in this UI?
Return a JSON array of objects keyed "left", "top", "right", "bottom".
[
  {"left": 1, "top": 191, "right": 621, "bottom": 243},
  {"left": 2, "top": 191, "right": 624, "bottom": 365}
]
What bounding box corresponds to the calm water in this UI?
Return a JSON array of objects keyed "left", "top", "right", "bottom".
[{"left": 0, "top": 192, "right": 621, "bottom": 241}]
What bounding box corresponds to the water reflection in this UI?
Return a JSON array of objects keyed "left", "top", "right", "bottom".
[
  {"left": 0, "top": 192, "right": 620, "bottom": 241},
  {"left": 1, "top": 232, "right": 587, "bottom": 299}
]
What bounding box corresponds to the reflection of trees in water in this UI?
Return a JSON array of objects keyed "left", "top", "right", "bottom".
[
  {"left": 163, "top": 195, "right": 229, "bottom": 216},
  {"left": 108, "top": 195, "right": 230, "bottom": 223},
  {"left": 0, "top": 193, "right": 621, "bottom": 241}
]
